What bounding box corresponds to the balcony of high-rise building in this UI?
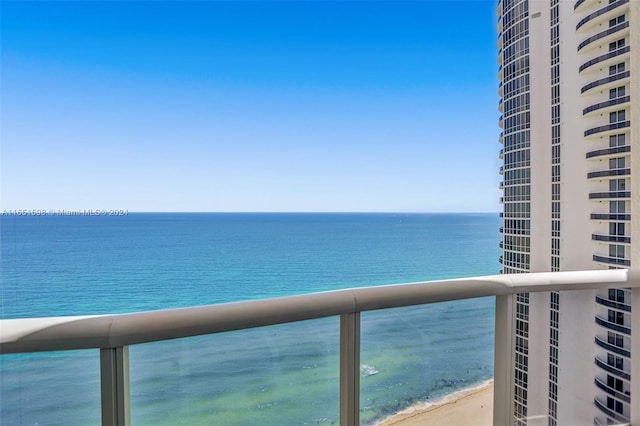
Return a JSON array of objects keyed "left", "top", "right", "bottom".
[{"left": 2, "top": 270, "right": 640, "bottom": 425}]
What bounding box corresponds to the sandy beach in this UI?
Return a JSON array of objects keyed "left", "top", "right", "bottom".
[{"left": 375, "top": 380, "right": 493, "bottom": 426}]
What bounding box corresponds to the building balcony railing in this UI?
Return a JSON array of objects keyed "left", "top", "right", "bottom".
[
  {"left": 574, "top": 0, "right": 587, "bottom": 11},
  {"left": 501, "top": 196, "right": 531, "bottom": 203},
  {"left": 594, "top": 397, "right": 630, "bottom": 424},
  {"left": 586, "top": 145, "right": 630, "bottom": 159},
  {"left": 591, "top": 213, "right": 631, "bottom": 221},
  {"left": 581, "top": 71, "right": 630, "bottom": 94},
  {"left": 595, "top": 315, "right": 631, "bottom": 335},
  {"left": 592, "top": 233, "right": 631, "bottom": 244},
  {"left": 587, "top": 168, "right": 630, "bottom": 179},
  {"left": 593, "top": 255, "right": 631, "bottom": 267},
  {"left": 579, "top": 46, "right": 630, "bottom": 73},
  {"left": 584, "top": 121, "right": 630, "bottom": 137},
  {"left": 578, "top": 21, "right": 630, "bottom": 52},
  {"left": 1, "top": 270, "right": 639, "bottom": 426},
  {"left": 576, "top": 0, "right": 629, "bottom": 31},
  {"left": 588, "top": 191, "right": 630, "bottom": 199},
  {"left": 501, "top": 229, "right": 530, "bottom": 237},
  {"left": 595, "top": 356, "right": 631, "bottom": 381},
  {"left": 501, "top": 161, "right": 531, "bottom": 172},
  {"left": 595, "top": 335, "right": 630, "bottom": 358},
  {"left": 595, "top": 295, "right": 631, "bottom": 312},
  {"left": 583, "top": 96, "right": 630, "bottom": 116},
  {"left": 594, "top": 377, "right": 631, "bottom": 404}
]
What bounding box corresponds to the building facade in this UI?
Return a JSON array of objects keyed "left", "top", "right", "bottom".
[{"left": 498, "top": 0, "right": 639, "bottom": 424}]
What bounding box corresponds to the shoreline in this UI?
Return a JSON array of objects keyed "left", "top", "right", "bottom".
[{"left": 373, "top": 379, "right": 494, "bottom": 426}]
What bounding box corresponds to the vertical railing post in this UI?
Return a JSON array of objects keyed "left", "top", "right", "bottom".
[
  {"left": 340, "top": 313, "right": 360, "bottom": 426},
  {"left": 100, "top": 346, "right": 131, "bottom": 426},
  {"left": 494, "top": 294, "right": 515, "bottom": 426}
]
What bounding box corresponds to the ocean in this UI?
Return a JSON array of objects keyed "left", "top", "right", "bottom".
[{"left": 1, "top": 213, "right": 500, "bottom": 425}]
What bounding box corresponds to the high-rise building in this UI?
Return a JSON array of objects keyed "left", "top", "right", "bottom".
[{"left": 498, "top": 0, "right": 639, "bottom": 424}]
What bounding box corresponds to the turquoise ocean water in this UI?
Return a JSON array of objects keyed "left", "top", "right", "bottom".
[{"left": 1, "top": 213, "right": 500, "bottom": 425}]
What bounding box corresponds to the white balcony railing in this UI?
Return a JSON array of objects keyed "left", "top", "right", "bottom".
[{"left": 1, "top": 269, "right": 639, "bottom": 425}]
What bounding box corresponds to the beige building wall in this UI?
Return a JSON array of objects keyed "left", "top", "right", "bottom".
[{"left": 526, "top": 2, "right": 552, "bottom": 424}]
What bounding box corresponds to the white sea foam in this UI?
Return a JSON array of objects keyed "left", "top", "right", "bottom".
[{"left": 361, "top": 364, "right": 379, "bottom": 376}]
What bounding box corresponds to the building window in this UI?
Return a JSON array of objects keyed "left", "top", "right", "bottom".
[
  {"left": 609, "top": 222, "right": 625, "bottom": 236},
  {"left": 609, "top": 63, "right": 625, "bottom": 75},
  {"left": 609, "top": 134, "right": 626, "bottom": 147},
  {"left": 607, "top": 331, "right": 624, "bottom": 348},
  {"left": 609, "top": 201, "right": 626, "bottom": 215},
  {"left": 607, "top": 353, "right": 624, "bottom": 370},
  {"left": 609, "top": 15, "right": 625, "bottom": 27},
  {"left": 607, "top": 375, "right": 624, "bottom": 392},
  {"left": 606, "top": 397, "right": 624, "bottom": 414},
  {"left": 609, "top": 86, "right": 625, "bottom": 99},
  {"left": 516, "top": 319, "right": 529, "bottom": 337},
  {"left": 609, "top": 244, "right": 625, "bottom": 259},
  {"left": 609, "top": 178, "right": 625, "bottom": 191},
  {"left": 607, "top": 309, "right": 624, "bottom": 325},
  {"left": 608, "top": 288, "right": 625, "bottom": 303},
  {"left": 609, "top": 39, "right": 625, "bottom": 51},
  {"left": 609, "top": 110, "right": 626, "bottom": 123},
  {"left": 609, "top": 157, "right": 625, "bottom": 169}
]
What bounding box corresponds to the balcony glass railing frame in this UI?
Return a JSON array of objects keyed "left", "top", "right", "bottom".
[
  {"left": 581, "top": 71, "right": 630, "bottom": 94},
  {"left": 579, "top": 46, "right": 631, "bottom": 73},
  {"left": 584, "top": 120, "right": 630, "bottom": 137},
  {"left": 576, "top": 0, "right": 629, "bottom": 31},
  {"left": 586, "top": 145, "right": 630, "bottom": 160},
  {"left": 589, "top": 191, "right": 631, "bottom": 199},
  {"left": 587, "top": 168, "right": 630, "bottom": 179},
  {"left": 578, "top": 21, "right": 630, "bottom": 51},
  {"left": 594, "top": 397, "right": 630, "bottom": 424},
  {"left": 1, "top": 269, "right": 639, "bottom": 426},
  {"left": 594, "top": 376, "right": 630, "bottom": 404},
  {"left": 583, "top": 95, "right": 630, "bottom": 116},
  {"left": 595, "top": 335, "right": 631, "bottom": 358},
  {"left": 595, "top": 295, "right": 631, "bottom": 312},
  {"left": 595, "top": 356, "right": 631, "bottom": 381},
  {"left": 595, "top": 315, "right": 631, "bottom": 335},
  {"left": 591, "top": 233, "right": 631, "bottom": 244},
  {"left": 593, "top": 255, "right": 631, "bottom": 267}
]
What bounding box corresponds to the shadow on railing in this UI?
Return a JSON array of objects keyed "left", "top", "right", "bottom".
[{"left": 1, "top": 269, "right": 639, "bottom": 425}]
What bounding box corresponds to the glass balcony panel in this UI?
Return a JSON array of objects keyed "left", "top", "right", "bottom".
[
  {"left": 0, "top": 350, "right": 100, "bottom": 425},
  {"left": 129, "top": 318, "right": 339, "bottom": 425},
  {"left": 581, "top": 71, "right": 630, "bottom": 94},
  {"left": 359, "top": 299, "right": 494, "bottom": 425},
  {"left": 576, "top": 0, "right": 629, "bottom": 31}
]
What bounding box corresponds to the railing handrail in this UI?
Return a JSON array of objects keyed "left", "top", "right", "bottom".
[{"left": 2, "top": 269, "right": 639, "bottom": 355}]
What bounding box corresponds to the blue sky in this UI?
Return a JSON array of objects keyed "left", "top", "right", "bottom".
[{"left": 1, "top": 1, "right": 500, "bottom": 213}]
